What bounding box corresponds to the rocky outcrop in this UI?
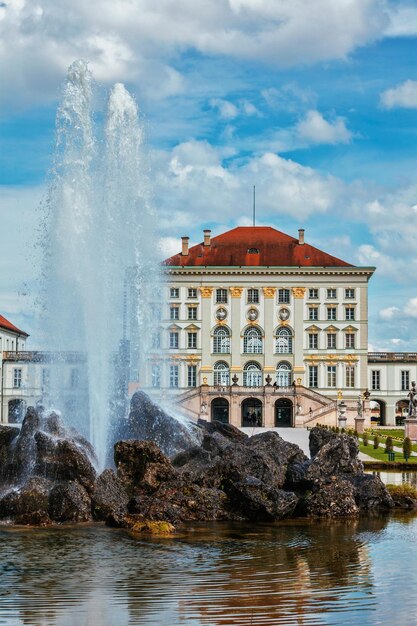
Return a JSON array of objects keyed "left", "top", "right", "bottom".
[
  {"left": 301, "top": 477, "right": 359, "bottom": 518},
  {"left": 49, "top": 481, "right": 92, "bottom": 523},
  {"left": 114, "top": 440, "right": 176, "bottom": 494},
  {"left": 91, "top": 469, "right": 129, "bottom": 522}
]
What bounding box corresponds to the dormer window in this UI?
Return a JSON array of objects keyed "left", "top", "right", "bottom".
[{"left": 248, "top": 248, "right": 259, "bottom": 254}]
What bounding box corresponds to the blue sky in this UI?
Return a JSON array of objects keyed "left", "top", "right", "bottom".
[{"left": 1, "top": 0, "right": 417, "bottom": 350}]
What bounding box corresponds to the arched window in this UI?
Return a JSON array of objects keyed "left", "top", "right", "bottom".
[
  {"left": 275, "top": 327, "right": 293, "bottom": 354},
  {"left": 213, "top": 361, "right": 230, "bottom": 386},
  {"left": 243, "top": 327, "right": 263, "bottom": 354},
  {"left": 243, "top": 361, "right": 262, "bottom": 387},
  {"left": 276, "top": 361, "right": 292, "bottom": 387},
  {"left": 213, "top": 327, "right": 230, "bottom": 353}
]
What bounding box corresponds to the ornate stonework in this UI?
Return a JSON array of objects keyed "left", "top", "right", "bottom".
[
  {"left": 262, "top": 287, "right": 276, "bottom": 298},
  {"left": 200, "top": 287, "right": 213, "bottom": 298},
  {"left": 230, "top": 287, "right": 243, "bottom": 298},
  {"left": 292, "top": 287, "right": 306, "bottom": 299}
]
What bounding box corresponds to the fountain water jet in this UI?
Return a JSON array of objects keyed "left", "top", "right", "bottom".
[{"left": 41, "top": 60, "right": 160, "bottom": 467}]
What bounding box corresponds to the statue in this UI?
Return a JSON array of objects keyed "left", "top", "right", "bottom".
[
  {"left": 408, "top": 381, "right": 417, "bottom": 417},
  {"left": 357, "top": 394, "right": 363, "bottom": 418}
]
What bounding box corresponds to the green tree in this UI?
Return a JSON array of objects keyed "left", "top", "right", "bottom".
[
  {"left": 403, "top": 437, "right": 412, "bottom": 460},
  {"left": 385, "top": 436, "right": 393, "bottom": 453},
  {"left": 373, "top": 435, "right": 380, "bottom": 449},
  {"left": 363, "top": 433, "right": 369, "bottom": 446}
]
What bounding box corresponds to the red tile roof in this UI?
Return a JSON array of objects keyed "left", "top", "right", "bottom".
[
  {"left": 163, "top": 226, "right": 353, "bottom": 268},
  {"left": 0, "top": 315, "right": 29, "bottom": 337}
]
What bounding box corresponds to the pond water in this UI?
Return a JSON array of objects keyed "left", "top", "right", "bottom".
[
  {"left": 1, "top": 516, "right": 417, "bottom": 626},
  {"left": 365, "top": 469, "right": 417, "bottom": 486}
]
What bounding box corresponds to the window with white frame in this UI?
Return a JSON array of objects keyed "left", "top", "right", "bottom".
[
  {"left": 327, "top": 365, "right": 336, "bottom": 387},
  {"left": 170, "top": 306, "right": 179, "bottom": 320},
  {"left": 371, "top": 370, "right": 380, "bottom": 390},
  {"left": 213, "top": 327, "right": 230, "bottom": 353},
  {"left": 151, "top": 331, "right": 161, "bottom": 349},
  {"left": 214, "top": 361, "right": 230, "bottom": 386},
  {"left": 188, "top": 306, "right": 197, "bottom": 320},
  {"left": 13, "top": 368, "right": 22, "bottom": 388},
  {"left": 309, "top": 365, "right": 318, "bottom": 388},
  {"left": 401, "top": 370, "right": 410, "bottom": 391},
  {"left": 345, "top": 288, "right": 355, "bottom": 299},
  {"left": 327, "top": 333, "right": 336, "bottom": 349},
  {"left": 346, "top": 365, "right": 355, "bottom": 388},
  {"left": 216, "top": 288, "right": 228, "bottom": 304},
  {"left": 308, "top": 288, "right": 319, "bottom": 299},
  {"left": 309, "top": 307, "right": 318, "bottom": 321},
  {"left": 169, "top": 365, "right": 179, "bottom": 388},
  {"left": 151, "top": 365, "right": 161, "bottom": 388},
  {"left": 345, "top": 307, "right": 355, "bottom": 321},
  {"left": 170, "top": 287, "right": 179, "bottom": 298},
  {"left": 169, "top": 331, "right": 179, "bottom": 349},
  {"left": 247, "top": 288, "right": 259, "bottom": 304},
  {"left": 275, "top": 327, "right": 293, "bottom": 353},
  {"left": 276, "top": 361, "right": 292, "bottom": 386},
  {"left": 243, "top": 361, "right": 262, "bottom": 386},
  {"left": 345, "top": 333, "right": 355, "bottom": 349},
  {"left": 187, "top": 332, "right": 197, "bottom": 349},
  {"left": 243, "top": 326, "right": 263, "bottom": 353},
  {"left": 309, "top": 333, "right": 318, "bottom": 349},
  {"left": 278, "top": 289, "right": 290, "bottom": 304},
  {"left": 187, "top": 364, "right": 197, "bottom": 387},
  {"left": 327, "top": 307, "right": 337, "bottom": 321},
  {"left": 327, "top": 288, "right": 337, "bottom": 299},
  {"left": 188, "top": 288, "right": 197, "bottom": 298}
]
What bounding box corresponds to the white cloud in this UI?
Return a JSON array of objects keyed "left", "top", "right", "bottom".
[
  {"left": 209, "top": 98, "right": 239, "bottom": 119},
  {"left": 295, "top": 110, "right": 353, "bottom": 145},
  {"left": 379, "top": 306, "right": 400, "bottom": 321},
  {"left": 380, "top": 80, "right": 417, "bottom": 109},
  {"left": 384, "top": 5, "right": 417, "bottom": 37},
  {"left": 0, "top": 0, "right": 389, "bottom": 109},
  {"left": 404, "top": 297, "right": 417, "bottom": 318}
]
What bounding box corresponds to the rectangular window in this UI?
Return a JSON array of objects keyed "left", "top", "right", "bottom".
[
  {"left": 13, "top": 368, "right": 22, "bottom": 389},
  {"left": 309, "top": 365, "right": 318, "bottom": 388},
  {"left": 371, "top": 370, "right": 380, "bottom": 391},
  {"left": 170, "top": 287, "right": 179, "bottom": 298},
  {"left": 309, "top": 333, "right": 318, "bottom": 349},
  {"left": 70, "top": 368, "right": 79, "bottom": 388},
  {"left": 327, "top": 307, "right": 337, "bottom": 321},
  {"left": 278, "top": 289, "right": 290, "bottom": 304},
  {"left": 169, "top": 306, "right": 179, "bottom": 320},
  {"left": 247, "top": 288, "right": 259, "bottom": 304},
  {"left": 327, "top": 288, "right": 337, "bottom": 299},
  {"left": 188, "top": 288, "right": 197, "bottom": 298},
  {"left": 327, "top": 333, "right": 336, "bottom": 349},
  {"left": 188, "top": 306, "right": 197, "bottom": 320},
  {"left": 345, "top": 288, "right": 355, "bottom": 299},
  {"left": 345, "top": 333, "right": 355, "bottom": 349},
  {"left": 216, "top": 288, "right": 228, "bottom": 304},
  {"left": 346, "top": 365, "right": 355, "bottom": 388},
  {"left": 187, "top": 365, "right": 197, "bottom": 387},
  {"left": 151, "top": 331, "right": 161, "bottom": 349},
  {"left": 309, "top": 307, "right": 318, "bottom": 321},
  {"left": 308, "top": 288, "right": 319, "bottom": 299},
  {"left": 169, "top": 332, "right": 179, "bottom": 349},
  {"left": 169, "top": 365, "right": 179, "bottom": 388},
  {"left": 345, "top": 307, "right": 355, "bottom": 321},
  {"left": 42, "top": 368, "right": 50, "bottom": 389},
  {"left": 327, "top": 365, "right": 337, "bottom": 387},
  {"left": 401, "top": 370, "right": 410, "bottom": 391},
  {"left": 187, "top": 332, "right": 197, "bottom": 349},
  {"left": 151, "top": 365, "right": 161, "bottom": 388}
]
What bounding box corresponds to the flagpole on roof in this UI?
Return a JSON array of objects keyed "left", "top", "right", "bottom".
[{"left": 253, "top": 185, "right": 256, "bottom": 227}]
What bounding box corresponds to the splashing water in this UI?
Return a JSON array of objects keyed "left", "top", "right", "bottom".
[{"left": 41, "top": 60, "right": 160, "bottom": 466}]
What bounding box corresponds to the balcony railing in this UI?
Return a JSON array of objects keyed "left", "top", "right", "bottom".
[
  {"left": 2, "top": 351, "right": 86, "bottom": 363},
  {"left": 368, "top": 352, "right": 417, "bottom": 362}
]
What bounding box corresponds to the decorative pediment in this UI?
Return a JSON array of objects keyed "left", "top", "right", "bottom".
[
  {"left": 168, "top": 324, "right": 181, "bottom": 331},
  {"left": 184, "top": 324, "right": 199, "bottom": 331},
  {"left": 324, "top": 325, "right": 339, "bottom": 333},
  {"left": 306, "top": 325, "right": 320, "bottom": 333},
  {"left": 344, "top": 325, "right": 358, "bottom": 333}
]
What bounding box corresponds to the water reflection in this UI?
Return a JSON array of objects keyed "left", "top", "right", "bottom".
[
  {"left": 0, "top": 516, "right": 416, "bottom": 626},
  {"left": 366, "top": 469, "right": 417, "bottom": 486}
]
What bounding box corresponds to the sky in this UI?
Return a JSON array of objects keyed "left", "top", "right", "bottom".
[{"left": 1, "top": 0, "right": 417, "bottom": 350}]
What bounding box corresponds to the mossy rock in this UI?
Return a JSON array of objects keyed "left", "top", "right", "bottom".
[{"left": 130, "top": 519, "right": 175, "bottom": 535}]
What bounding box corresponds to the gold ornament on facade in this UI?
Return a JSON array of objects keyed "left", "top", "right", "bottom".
[
  {"left": 292, "top": 287, "right": 306, "bottom": 299},
  {"left": 230, "top": 287, "right": 243, "bottom": 297},
  {"left": 200, "top": 287, "right": 213, "bottom": 298},
  {"left": 262, "top": 287, "right": 276, "bottom": 298}
]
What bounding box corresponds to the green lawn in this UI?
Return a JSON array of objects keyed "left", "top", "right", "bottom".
[
  {"left": 364, "top": 428, "right": 417, "bottom": 454},
  {"left": 359, "top": 442, "right": 417, "bottom": 464}
]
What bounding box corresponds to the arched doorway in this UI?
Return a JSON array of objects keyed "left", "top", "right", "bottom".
[
  {"left": 8, "top": 399, "right": 25, "bottom": 423},
  {"left": 370, "top": 399, "right": 386, "bottom": 425},
  {"left": 211, "top": 398, "right": 229, "bottom": 424},
  {"left": 275, "top": 398, "right": 293, "bottom": 427},
  {"left": 276, "top": 361, "right": 292, "bottom": 387},
  {"left": 242, "top": 398, "right": 263, "bottom": 427}
]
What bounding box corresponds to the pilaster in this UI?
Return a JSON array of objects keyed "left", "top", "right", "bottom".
[
  {"left": 200, "top": 287, "right": 213, "bottom": 382},
  {"left": 292, "top": 287, "right": 306, "bottom": 383},
  {"left": 230, "top": 287, "right": 243, "bottom": 371},
  {"left": 263, "top": 287, "right": 276, "bottom": 369}
]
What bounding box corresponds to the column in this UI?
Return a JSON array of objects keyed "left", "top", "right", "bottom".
[
  {"left": 199, "top": 287, "right": 213, "bottom": 384},
  {"left": 292, "top": 287, "right": 306, "bottom": 384},
  {"left": 263, "top": 288, "right": 276, "bottom": 377}
]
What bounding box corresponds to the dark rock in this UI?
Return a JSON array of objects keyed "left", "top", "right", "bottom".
[
  {"left": 306, "top": 435, "right": 363, "bottom": 482},
  {"left": 114, "top": 440, "right": 176, "bottom": 494},
  {"left": 248, "top": 431, "right": 308, "bottom": 488},
  {"left": 0, "top": 426, "right": 19, "bottom": 481},
  {"left": 0, "top": 477, "right": 52, "bottom": 524},
  {"left": 223, "top": 476, "right": 298, "bottom": 521},
  {"left": 114, "top": 391, "right": 202, "bottom": 458},
  {"left": 34, "top": 432, "right": 97, "bottom": 492},
  {"left": 302, "top": 477, "right": 359, "bottom": 518},
  {"left": 345, "top": 474, "right": 394, "bottom": 511},
  {"left": 199, "top": 420, "right": 248, "bottom": 445},
  {"left": 49, "top": 481, "right": 92, "bottom": 522},
  {"left": 309, "top": 427, "right": 338, "bottom": 458},
  {"left": 91, "top": 469, "right": 129, "bottom": 521},
  {"left": 172, "top": 446, "right": 211, "bottom": 469}
]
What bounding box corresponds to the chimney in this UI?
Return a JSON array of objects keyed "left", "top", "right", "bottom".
[
  {"left": 181, "top": 236, "right": 189, "bottom": 256},
  {"left": 298, "top": 228, "right": 305, "bottom": 245},
  {"left": 203, "top": 229, "right": 211, "bottom": 246}
]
